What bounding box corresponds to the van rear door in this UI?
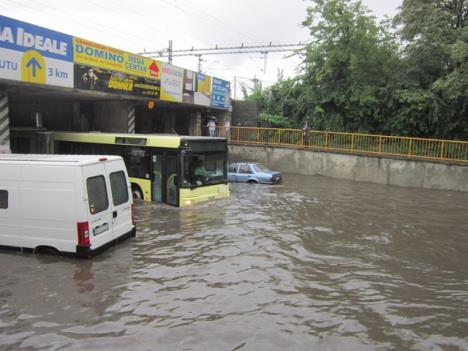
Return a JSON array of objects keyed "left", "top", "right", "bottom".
[
  {"left": 105, "top": 159, "right": 133, "bottom": 240},
  {"left": 83, "top": 164, "right": 114, "bottom": 250}
]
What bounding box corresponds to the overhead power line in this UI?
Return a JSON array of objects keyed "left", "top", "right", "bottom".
[
  {"left": 140, "top": 42, "right": 306, "bottom": 73},
  {"left": 140, "top": 42, "right": 305, "bottom": 57}
]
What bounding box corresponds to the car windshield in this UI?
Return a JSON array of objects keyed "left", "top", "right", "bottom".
[
  {"left": 252, "top": 163, "right": 271, "bottom": 173},
  {"left": 182, "top": 152, "right": 227, "bottom": 187}
]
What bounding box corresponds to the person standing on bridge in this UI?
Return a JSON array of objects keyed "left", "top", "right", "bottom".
[
  {"left": 302, "top": 120, "right": 310, "bottom": 146},
  {"left": 207, "top": 117, "right": 217, "bottom": 137},
  {"left": 224, "top": 118, "right": 231, "bottom": 140}
]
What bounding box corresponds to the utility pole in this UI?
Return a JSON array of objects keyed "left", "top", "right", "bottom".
[
  {"left": 168, "top": 40, "right": 173, "bottom": 64},
  {"left": 261, "top": 51, "right": 268, "bottom": 73},
  {"left": 197, "top": 55, "right": 204, "bottom": 73},
  {"left": 234, "top": 76, "right": 237, "bottom": 100}
]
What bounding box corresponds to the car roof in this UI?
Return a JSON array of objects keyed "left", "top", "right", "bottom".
[{"left": 230, "top": 162, "right": 257, "bottom": 165}]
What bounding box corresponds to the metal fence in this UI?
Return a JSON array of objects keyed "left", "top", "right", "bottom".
[{"left": 212, "top": 126, "right": 468, "bottom": 163}]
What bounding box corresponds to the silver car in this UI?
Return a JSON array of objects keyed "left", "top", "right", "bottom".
[{"left": 228, "top": 162, "right": 282, "bottom": 184}]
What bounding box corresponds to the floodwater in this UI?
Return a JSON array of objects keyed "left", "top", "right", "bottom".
[{"left": 1, "top": 174, "right": 468, "bottom": 351}]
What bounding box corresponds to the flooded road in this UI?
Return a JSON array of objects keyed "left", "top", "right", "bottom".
[{"left": 1, "top": 174, "right": 468, "bottom": 350}]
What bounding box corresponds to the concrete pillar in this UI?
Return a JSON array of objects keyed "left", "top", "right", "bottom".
[
  {"left": 163, "top": 110, "right": 176, "bottom": 134},
  {"left": 0, "top": 94, "right": 10, "bottom": 154},
  {"left": 72, "top": 102, "right": 84, "bottom": 131},
  {"left": 136, "top": 108, "right": 153, "bottom": 133},
  {"left": 190, "top": 111, "right": 202, "bottom": 136},
  {"left": 127, "top": 104, "right": 135, "bottom": 133},
  {"left": 93, "top": 100, "right": 133, "bottom": 133}
]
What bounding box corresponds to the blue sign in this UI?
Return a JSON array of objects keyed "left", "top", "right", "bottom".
[
  {"left": 211, "top": 77, "right": 231, "bottom": 109},
  {"left": 0, "top": 15, "right": 73, "bottom": 62}
]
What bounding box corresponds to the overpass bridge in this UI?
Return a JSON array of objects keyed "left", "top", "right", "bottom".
[{"left": 0, "top": 15, "right": 231, "bottom": 154}]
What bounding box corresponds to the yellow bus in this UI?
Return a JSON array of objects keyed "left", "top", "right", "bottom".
[{"left": 13, "top": 130, "right": 230, "bottom": 207}]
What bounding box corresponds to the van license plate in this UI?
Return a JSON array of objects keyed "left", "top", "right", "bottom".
[{"left": 93, "top": 222, "right": 109, "bottom": 236}]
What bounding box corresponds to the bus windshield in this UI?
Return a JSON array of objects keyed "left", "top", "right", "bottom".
[{"left": 182, "top": 152, "right": 227, "bottom": 187}]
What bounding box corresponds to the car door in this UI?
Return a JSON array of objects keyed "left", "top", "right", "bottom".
[
  {"left": 237, "top": 164, "right": 253, "bottom": 182},
  {"left": 106, "top": 160, "right": 133, "bottom": 240},
  {"left": 82, "top": 163, "right": 114, "bottom": 250},
  {"left": 228, "top": 163, "right": 238, "bottom": 182}
]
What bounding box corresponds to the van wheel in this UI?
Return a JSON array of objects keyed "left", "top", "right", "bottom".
[
  {"left": 247, "top": 180, "right": 258, "bottom": 184},
  {"left": 35, "top": 246, "right": 60, "bottom": 256},
  {"left": 132, "top": 187, "right": 143, "bottom": 200}
]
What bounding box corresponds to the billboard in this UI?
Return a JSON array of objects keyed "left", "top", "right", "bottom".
[
  {"left": 182, "top": 69, "right": 196, "bottom": 104},
  {"left": 195, "top": 73, "right": 212, "bottom": 106},
  {"left": 160, "top": 63, "right": 183, "bottom": 102},
  {"left": 211, "top": 77, "right": 231, "bottom": 109},
  {"left": 0, "top": 15, "right": 73, "bottom": 88},
  {"left": 73, "top": 37, "right": 160, "bottom": 80},
  {"left": 74, "top": 65, "right": 160, "bottom": 98},
  {"left": 0, "top": 15, "right": 231, "bottom": 109}
]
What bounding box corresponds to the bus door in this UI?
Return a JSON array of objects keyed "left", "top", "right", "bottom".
[
  {"left": 165, "top": 152, "right": 179, "bottom": 206},
  {"left": 151, "top": 152, "right": 163, "bottom": 203}
]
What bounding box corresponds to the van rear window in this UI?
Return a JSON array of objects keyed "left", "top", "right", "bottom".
[
  {"left": 110, "top": 171, "right": 129, "bottom": 206},
  {"left": 86, "top": 176, "right": 109, "bottom": 214},
  {"left": 0, "top": 190, "right": 7, "bottom": 209}
]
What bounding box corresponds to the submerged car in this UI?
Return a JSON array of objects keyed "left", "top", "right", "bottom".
[{"left": 228, "top": 162, "right": 282, "bottom": 184}]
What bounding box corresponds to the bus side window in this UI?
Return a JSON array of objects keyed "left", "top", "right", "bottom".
[
  {"left": 0, "top": 190, "right": 8, "bottom": 209},
  {"left": 125, "top": 148, "right": 150, "bottom": 179}
]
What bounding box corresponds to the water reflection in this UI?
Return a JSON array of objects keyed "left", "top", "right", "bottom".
[
  {"left": 73, "top": 260, "right": 94, "bottom": 292},
  {"left": 0, "top": 174, "right": 467, "bottom": 350}
]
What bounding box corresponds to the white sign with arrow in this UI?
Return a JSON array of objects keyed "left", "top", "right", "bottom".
[{"left": 0, "top": 15, "right": 73, "bottom": 88}]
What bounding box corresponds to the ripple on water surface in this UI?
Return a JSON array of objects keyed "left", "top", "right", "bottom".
[{"left": 1, "top": 174, "right": 468, "bottom": 350}]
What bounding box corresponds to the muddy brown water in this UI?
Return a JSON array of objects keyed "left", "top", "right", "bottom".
[{"left": 1, "top": 174, "right": 468, "bottom": 351}]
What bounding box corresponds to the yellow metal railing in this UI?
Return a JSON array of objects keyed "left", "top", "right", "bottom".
[{"left": 217, "top": 126, "right": 468, "bottom": 163}]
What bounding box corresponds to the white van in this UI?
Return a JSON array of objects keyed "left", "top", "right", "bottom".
[{"left": 0, "top": 154, "right": 136, "bottom": 258}]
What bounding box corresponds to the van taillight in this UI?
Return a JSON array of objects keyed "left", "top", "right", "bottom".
[
  {"left": 77, "top": 222, "right": 90, "bottom": 246},
  {"left": 131, "top": 203, "right": 136, "bottom": 225}
]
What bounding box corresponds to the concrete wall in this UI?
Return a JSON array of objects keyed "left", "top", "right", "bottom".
[
  {"left": 189, "top": 111, "right": 202, "bottom": 136},
  {"left": 229, "top": 144, "right": 468, "bottom": 192}
]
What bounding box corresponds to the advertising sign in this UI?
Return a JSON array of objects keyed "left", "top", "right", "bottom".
[
  {"left": 74, "top": 65, "right": 160, "bottom": 98},
  {"left": 160, "top": 63, "right": 183, "bottom": 102},
  {"left": 211, "top": 77, "right": 231, "bottom": 109},
  {"left": 194, "top": 73, "right": 212, "bottom": 106},
  {"left": 73, "top": 37, "right": 161, "bottom": 80},
  {"left": 0, "top": 15, "right": 231, "bottom": 110},
  {"left": 182, "top": 69, "right": 197, "bottom": 104},
  {"left": 0, "top": 15, "right": 73, "bottom": 87}
]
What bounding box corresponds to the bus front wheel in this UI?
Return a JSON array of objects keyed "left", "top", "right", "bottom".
[{"left": 132, "top": 186, "right": 143, "bottom": 200}]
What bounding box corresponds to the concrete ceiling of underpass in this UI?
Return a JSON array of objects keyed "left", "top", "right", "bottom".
[
  {"left": 0, "top": 79, "right": 214, "bottom": 112},
  {"left": 0, "top": 79, "right": 139, "bottom": 102}
]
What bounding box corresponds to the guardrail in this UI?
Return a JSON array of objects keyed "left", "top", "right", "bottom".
[{"left": 209, "top": 126, "right": 468, "bottom": 163}]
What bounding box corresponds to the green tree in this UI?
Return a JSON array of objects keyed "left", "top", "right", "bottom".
[
  {"left": 301, "top": 0, "right": 402, "bottom": 132},
  {"left": 394, "top": 0, "right": 468, "bottom": 138},
  {"left": 260, "top": 76, "right": 305, "bottom": 127},
  {"left": 240, "top": 77, "right": 264, "bottom": 105},
  {"left": 240, "top": 0, "right": 467, "bottom": 139}
]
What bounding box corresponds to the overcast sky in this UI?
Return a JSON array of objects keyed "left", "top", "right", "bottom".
[{"left": 0, "top": 0, "right": 402, "bottom": 96}]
